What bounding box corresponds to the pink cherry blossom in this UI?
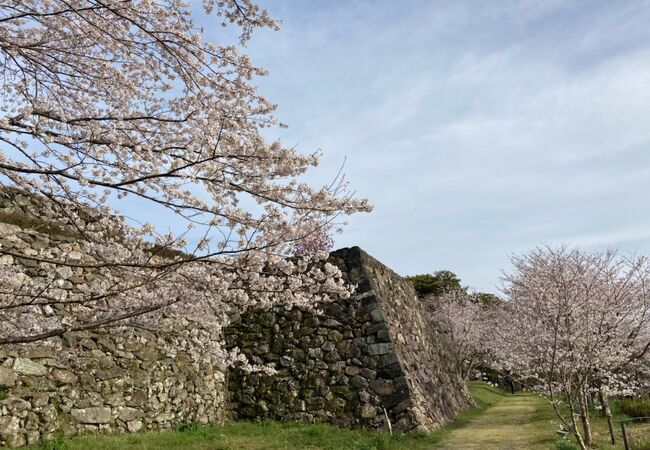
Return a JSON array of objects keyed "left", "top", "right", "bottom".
[{"left": 0, "top": 1, "right": 371, "bottom": 366}]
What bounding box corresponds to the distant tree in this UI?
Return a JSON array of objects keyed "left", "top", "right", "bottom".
[
  {"left": 473, "top": 292, "right": 502, "bottom": 306},
  {"left": 406, "top": 270, "right": 462, "bottom": 297},
  {"left": 425, "top": 289, "right": 495, "bottom": 381}
]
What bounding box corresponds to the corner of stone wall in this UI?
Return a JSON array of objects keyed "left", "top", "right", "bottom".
[
  {"left": 225, "top": 246, "right": 473, "bottom": 433},
  {"left": 357, "top": 249, "right": 474, "bottom": 431}
]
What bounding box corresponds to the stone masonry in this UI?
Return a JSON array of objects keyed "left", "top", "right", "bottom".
[
  {"left": 0, "top": 191, "right": 226, "bottom": 448},
  {"left": 225, "top": 247, "right": 473, "bottom": 432},
  {"left": 0, "top": 189, "right": 472, "bottom": 447}
]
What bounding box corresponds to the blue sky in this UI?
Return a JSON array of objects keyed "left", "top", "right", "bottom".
[{"left": 195, "top": 0, "right": 650, "bottom": 293}]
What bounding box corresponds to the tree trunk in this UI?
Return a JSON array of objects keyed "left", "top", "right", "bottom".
[
  {"left": 563, "top": 397, "right": 588, "bottom": 450},
  {"left": 579, "top": 392, "right": 593, "bottom": 447},
  {"left": 598, "top": 389, "right": 616, "bottom": 445},
  {"left": 587, "top": 392, "right": 594, "bottom": 409},
  {"left": 570, "top": 411, "right": 588, "bottom": 450}
]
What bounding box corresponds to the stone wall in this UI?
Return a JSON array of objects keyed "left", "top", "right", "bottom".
[
  {"left": 0, "top": 326, "right": 226, "bottom": 448},
  {"left": 0, "top": 194, "right": 227, "bottom": 448},
  {"left": 0, "top": 189, "right": 472, "bottom": 446},
  {"left": 225, "top": 247, "right": 473, "bottom": 432}
]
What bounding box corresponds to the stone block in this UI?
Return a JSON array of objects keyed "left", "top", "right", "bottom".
[
  {"left": 0, "top": 366, "right": 17, "bottom": 387},
  {"left": 360, "top": 403, "right": 376, "bottom": 418},
  {"left": 52, "top": 369, "right": 78, "bottom": 385},
  {"left": 117, "top": 407, "right": 145, "bottom": 422},
  {"left": 127, "top": 420, "right": 143, "bottom": 433},
  {"left": 369, "top": 308, "right": 389, "bottom": 323},
  {"left": 367, "top": 343, "right": 393, "bottom": 355},
  {"left": 0, "top": 416, "right": 25, "bottom": 448},
  {"left": 71, "top": 407, "right": 112, "bottom": 424},
  {"left": 13, "top": 358, "right": 48, "bottom": 376},
  {"left": 350, "top": 375, "right": 368, "bottom": 389},
  {"left": 154, "top": 412, "right": 174, "bottom": 422},
  {"left": 25, "top": 347, "right": 56, "bottom": 359},
  {"left": 369, "top": 380, "right": 394, "bottom": 396},
  {"left": 378, "top": 353, "right": 399, "bottom": 368},
  {"left": 2, "top": 397, "right": 31, "bottom": 412}
]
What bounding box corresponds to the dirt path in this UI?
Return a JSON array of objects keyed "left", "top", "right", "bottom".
[{"left": 438, "top": 394, "right": 555, "bottom": 450}]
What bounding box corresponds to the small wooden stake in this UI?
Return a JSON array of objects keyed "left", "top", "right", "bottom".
[{"left": 621, "top": 422, "right": 630, "bottom": 450}]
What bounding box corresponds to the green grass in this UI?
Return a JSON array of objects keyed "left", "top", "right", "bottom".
[
  {"left": 536, "top": 396, "right": 650, "bottom": 450},
  {"left": 19, "top": 383, "right": 648, "bottom": 450},
  {"left": 583, "top": 398, "right": 650, "bottom": 450},
  {"left": 25, "top": 421, "right": 429, "bottom": 450},
  {"left": 615, "top": 398, "right": 650, "bottom": 421},
  {"left": 20, "top": 382, "right": 531, "bottom": 450},
  {"left": 438, "top": 383, "right": 558, "bottom": 449}
]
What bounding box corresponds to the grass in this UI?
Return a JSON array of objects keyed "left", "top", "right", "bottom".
[
  {"left": 582, "top": 398, "right": 650, "bottom": 450},
  {"left": 25, "top": 421, "right": 427, "bottom": 450},
  {"left": 438, "top": 383, "right": 558, "bottom": 449},
  {"left": 15, "top": 382, "right": 648, "bottom": 450},
  {"left": 616, "top": 398, "right": 650, "bottom": 421},
  {"left": 21, "top": 382, "right": 551, "bottom": 450},
  {"left": 539, "top": 396, "right": 650, "bottom": 450}
]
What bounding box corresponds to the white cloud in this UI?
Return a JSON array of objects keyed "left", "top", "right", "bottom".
[{"left": 191, "top": 0, "right": 650, "bottom": 292}]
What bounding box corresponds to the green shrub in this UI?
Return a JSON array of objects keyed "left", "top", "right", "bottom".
[
  {"left": 174, "top": 421, "right": 201, "bottom": 433},
  {"left": 555, "top": 440, "right": 579, "bottom": 450},
  {"left": 0, "top": 388, "right": 8, "bottom": 400},
  {"left": 618, "top": 398, "right": 650, "bottom": 421},
  {"left": 39, "top": 436, "right": 68, "bottom": 450}
]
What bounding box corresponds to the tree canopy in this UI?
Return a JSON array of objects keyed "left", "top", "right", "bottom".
[
  {"left": 406, "top": 270, "right": 463, "bottom": 297},
  {"left": 0, "top": 0, "right": 370, "bottom": 361}
]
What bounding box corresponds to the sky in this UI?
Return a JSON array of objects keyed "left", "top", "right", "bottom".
[{"left": 194, "top": 0, "right": 650, "bottom": 293}]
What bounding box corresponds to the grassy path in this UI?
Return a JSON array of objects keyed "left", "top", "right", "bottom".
[{"left": 438, "top": 386, "right": 556, "bottom": 450}]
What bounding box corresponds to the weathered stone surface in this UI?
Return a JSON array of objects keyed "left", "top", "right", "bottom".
[
  {"left": 369, "top": 308, "right": 388, "bottom": 323},
  {"left": 32, "top": 393, "right": 49, "bottom": 407},
  {"left": 360, "top": 404, "right": 376, "bottom": 418},
  {"left": 52, "top": 369, "right": 78, "bottom": 385},
  {"left": 0, "top": 188, "right": 467, "bottom": 446},
  {"left": 0, "top": 415, "right": 24, "bottom": 448},
  {"left": 153, "top": 412, "right": 174, "bottom": 422},
  {"left": 369, "top": 380, "right": 394, "bottom": 396},
  {"left": 71, "top": 407, "right": 112, "bottom": 424},
  {"left": 129, "top": 389, "right": 148, "bottom": 407},
  {"left": 367, "top": 343, "right": 393, "bottom": 355},
  {"left": 25, "top": 347, "right": 56, "bottom": 359},
  {"left": 117, "top": 407, "right": 145, "bottom": 422},
  {"left": 127, "top": 420, "right": 143, "bottom": 433},
  {"left": 13, "top": 358, "right": 48, "bottom": 376},
  {"left": 0, "top": 207, "right": 228, "bottom": 444},
  {"left": 135, "top": 347, "right": 159, "bottom": 362},
  {"left": 0, "top": 366, "right": 17, "bottom": 387},
  {"left": 225, "top": 247, "right": 472, "bottom": 432},
  {"left": 2, "top": 397, "right": 31, "bottom": 412}
]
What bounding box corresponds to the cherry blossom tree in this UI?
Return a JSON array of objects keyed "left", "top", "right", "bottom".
[
  {"left": 494, "top": 247, "right": 650, "bottom": 450},
  {"left": 424, "top": 289, "right": 495, "bottom": 381},
  {"left": 291, "top": 228, "right": 334, "bottom": 257},
  {"left": 0, "top": 0, "right": 371, "bottom": 363}
]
